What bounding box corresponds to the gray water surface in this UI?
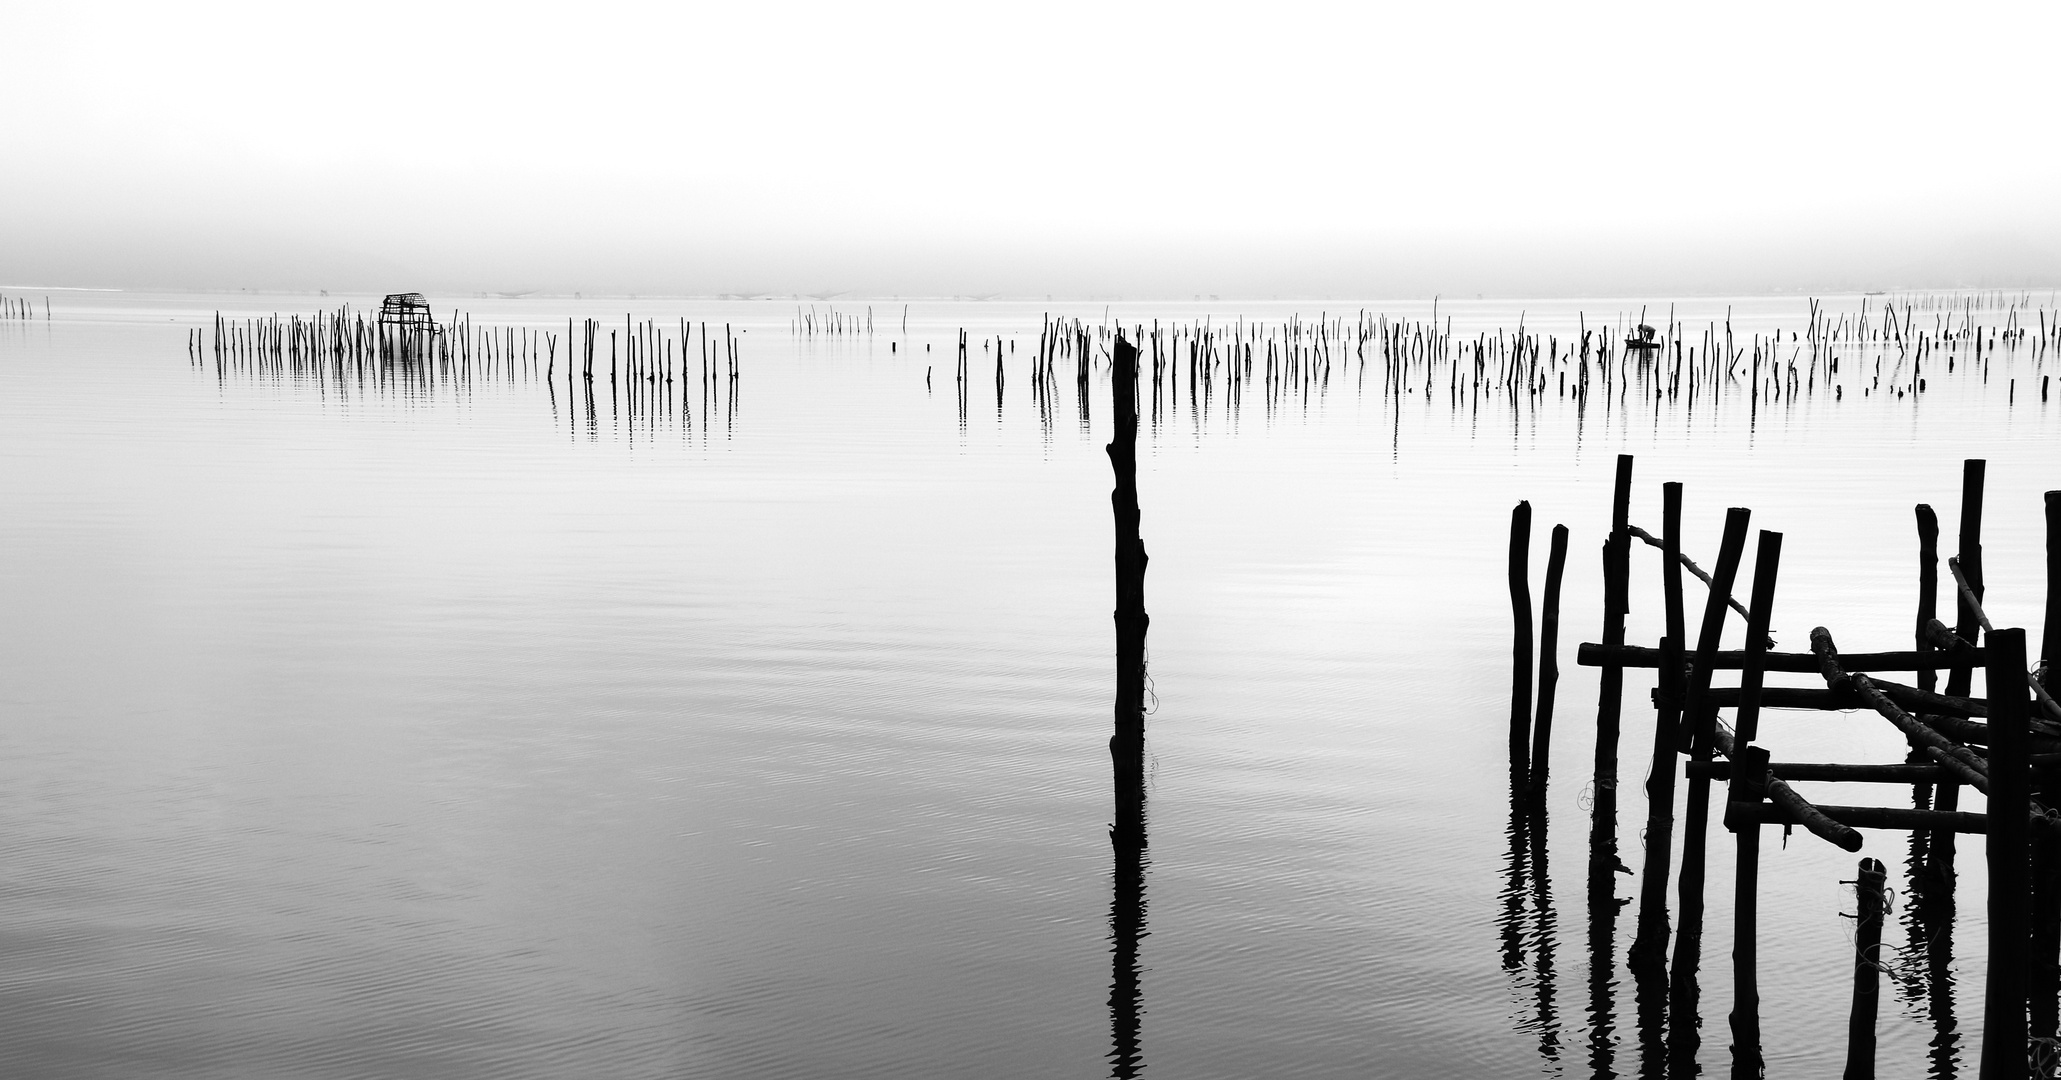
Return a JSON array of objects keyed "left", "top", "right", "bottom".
[{"left": 0, "top": 292, "right": 2054, "bottom": 1078}]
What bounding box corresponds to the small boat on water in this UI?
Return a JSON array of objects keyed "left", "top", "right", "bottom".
[{"left": 1624, "top": 323, "right": 1663, "bottom": 353}]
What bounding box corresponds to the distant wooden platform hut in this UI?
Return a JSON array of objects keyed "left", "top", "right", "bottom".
[{"left": 378, "top": 293, "right": 441, "bottom": 335}]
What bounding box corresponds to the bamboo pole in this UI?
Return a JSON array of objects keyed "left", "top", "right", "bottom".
[
  {"left": 1510, "top": 501, "right": 1535, "bottom": 780},
  {"left": 1727, "top": 531, "right": 1781, "bottom": 1079},
  {"left": 1687, "top": 760, "right": 2061, "bottom": 783},
  {"left": 1983, "top": 627, "right": 2033, "bottom": 1080},
  {"left": 1949, "top": 460, "right": 1989, "bottom": 701},
  {"left": 1632, "top": 481, "right": 1686, "bottom": 969},
  {"left": 1845, "top": 857, "right": 1888, "bottom": 1080},
  {"left": 1593, "top": 452, "right": 1635, "bottom": 835},
  {"left": 1580, "top": 644, "right": 1981, "bottom": 673},
  {"left": 1726, "top": 743, "right": 1772, "bottom": 1079},
  {"left": 1108, "top": 335, "right": 1148, "bottom": 849},
  {"left": 1668, "top": 507, "right": 1754, "bottom": 1071},
  {"left": 1529, "top": 523, "right": 1569, "bottom": 802},
  {"left": 2039, "top": 492, "right": 2061, "bottom": 1066},
  {"left": 2046, "top": 493, "right": 2061, "bottom": 683}
]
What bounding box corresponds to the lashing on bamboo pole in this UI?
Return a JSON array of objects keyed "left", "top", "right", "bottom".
[{"left": 1844, "top": 857, "right": 1888, "bottom": 1080}]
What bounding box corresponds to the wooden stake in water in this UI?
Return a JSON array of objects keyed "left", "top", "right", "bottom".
[
  {"left": 1668, "top": 507, "right": 1753, "bottom": 1072},
  {"left": 1593, "top": 453, "right": 1634, "bottom": 827},
  {"left": 1983, "top": 626, "right": 2032, "bottom": 1080},
  {"left": 1633, "top": 480, "right": 1687, "bottom": 969},
  {"left": 1726, "top": 529, "right": 1782, "bottom": 1080},
  {"left": 1109, "top": 335, "right": 1149, "bottom": 848},
  {"left": 1725, "top": 743, "right": 1771, "bottom": 1080},
  {"left": 1845, "top": 857, "right": 1888, "bottom": 1080},
  {"left": 1529, "top": 523, "right": 1569, "bottom": 803},
  {"left": 1509, "top": 501, "right": 1534, "bottom": 781},
  {"left": 2038, "top": 492, "right": 2061, "bottom": 1057}
]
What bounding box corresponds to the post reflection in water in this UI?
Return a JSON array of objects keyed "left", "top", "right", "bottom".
[
  {"left": 1530, "top": 801, "right": 1565, "bottom": 1066},
  {"left": 1587, "top": 775, "right": 1627, "bottom": 1080},
  {"left": 1108, "top": 804, "right": 1148, "bottom": 1078},
  {"left": 1631, "top": 933, "right": 1671, "bottom": 1080},
  {"left": 1500, "top": 774, "right": 1570, "bottom": 1074},
  {"left": 1502, "top": 790, "right": 1531, "bottom": 982},
  {"left": 1900, "top": 782, "right": 1963, "bottom": 1080}
]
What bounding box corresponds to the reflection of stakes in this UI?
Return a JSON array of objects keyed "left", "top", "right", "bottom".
[{"left": 1558, "top": 455, "right": 2061, "bottom": 1077}]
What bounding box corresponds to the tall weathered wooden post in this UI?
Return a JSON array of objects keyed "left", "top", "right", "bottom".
[
  {"left": 1632, "top": 480, "right": 1687, "bottom": 970},
  {"left": 1845, "top": 857, "right": 1888, "bottom": 1080},
  {"left": 1109, "top": 334, "right": 1149, "bottom": 847},
  {"left": 1727, "top": 529, "right": 1782, "bottom": 1080},
  {"left": 1668, "top": 507, "right": 1753, "bottom": 1073},
  {"left": 1510, "top": 501, "right": 1535, "bottom": 781},
  {"left": 1106, "top": 334, "right": 1149, "bottom": 1078},
  {"left": 2036, "top": 492, "right": 2061, "bottom": 1054},
  {"left": 1982, "top": 627, "right": 2032, "bottom": 1080}
]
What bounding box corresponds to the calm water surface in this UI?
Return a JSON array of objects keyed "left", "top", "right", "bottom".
[{"left": 0, "top": 292, "right": 2055, "bottom": 1077}]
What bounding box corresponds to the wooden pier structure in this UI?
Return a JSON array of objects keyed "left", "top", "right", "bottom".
[{"left": 1511, "top": 455, "right": 2061, "bottom": 1078}]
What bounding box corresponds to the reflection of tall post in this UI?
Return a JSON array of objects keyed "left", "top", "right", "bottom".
[
  {"left": 1500, "top": 791, "right": 1531, "bottom": 979},
  {"left": 1588, "top": 813, "right": 1624, "bottom": 1080},
  {"left": 1896, "top": 801, "right": 1965, "bottom": 1079},
  {"left": 1107, "top": 828, "right": 1147, "bottom": 1078},
  {"left": 1105, "top": 334, "right": 1149, "bottom": 1079},
  {"left": 1527, "top": 794, "right": 1564, "bottom": 1067}
]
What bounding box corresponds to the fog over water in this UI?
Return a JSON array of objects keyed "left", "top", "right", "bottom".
[
  {"left": 8, "top": 4, "right": 2061, "bottom": 1076},
  {"left": 5, "top": 1, "right": 2060, "bottom": 297}
]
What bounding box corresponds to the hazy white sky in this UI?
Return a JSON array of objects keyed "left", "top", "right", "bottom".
[{"left": 5, "top": 0, "right": 2058, "bottom": 296}]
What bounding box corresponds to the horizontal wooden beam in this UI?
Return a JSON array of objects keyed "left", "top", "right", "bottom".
[
  {"left": 1709, "top": 723, "right": 1863, "bottom": 851},
  {"left": 1689, "top": 761, "right": 1946, "bottom": 783},
  {"left": 1757, "top": 803, "right": 1989, "bottom": 834},
  {"left": 1695, "top": 682, "right": 1992, "bottom": 720},
  {"left": 1580, "top": 642, "right": 1981, "bottom": 673}
]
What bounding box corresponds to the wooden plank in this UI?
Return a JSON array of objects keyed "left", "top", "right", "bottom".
[{"left": 1579, "top": 642, "right": 1983, "bottom": 672}]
